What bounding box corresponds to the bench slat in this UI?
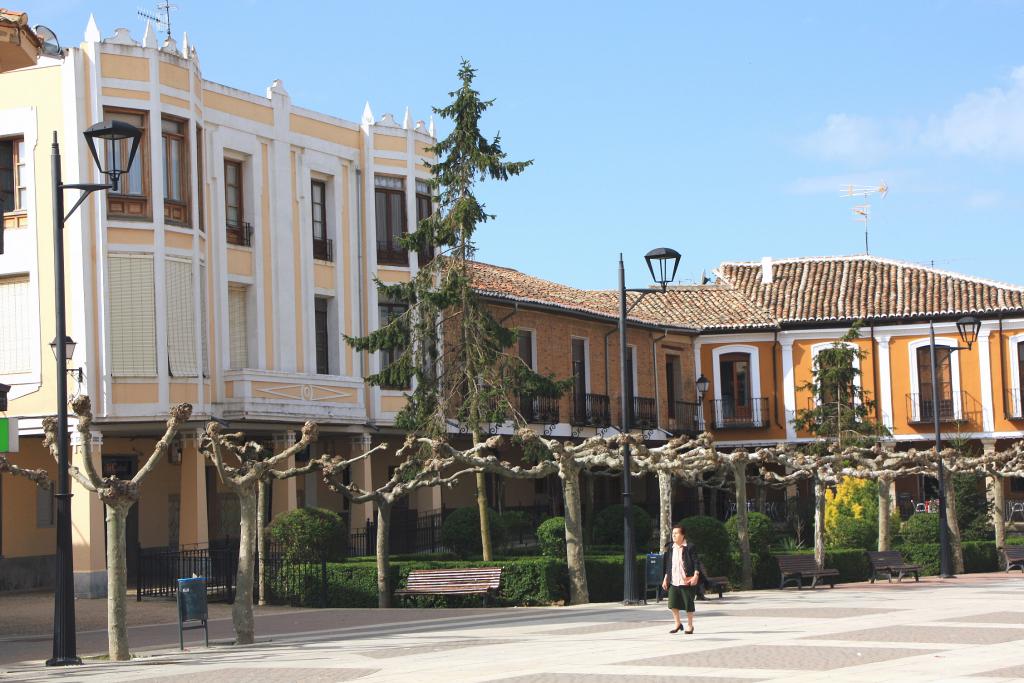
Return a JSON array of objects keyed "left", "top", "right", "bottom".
[{"left": 398, "top": 568, "right": 504, "bottom": 598}]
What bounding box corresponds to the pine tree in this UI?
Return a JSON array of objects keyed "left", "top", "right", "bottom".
[{"left": 346, "top": 60, "right": 569, "bottom": 559}]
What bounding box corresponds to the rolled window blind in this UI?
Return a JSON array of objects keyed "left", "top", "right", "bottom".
[
  {"left": 228, "top": 285, "right": 249, "bottom": 370},
  {"left": 200, "top": 264, "right": 209, "bottom": 376},
  {"left": 108, "top": 255, "right": 157, "bottom": 376},
  {"left": 165, "top": 257, "right": 197, "bottom": 377},
  {"left": 0, "top": 275, "right": 31, "bottom": 374}
]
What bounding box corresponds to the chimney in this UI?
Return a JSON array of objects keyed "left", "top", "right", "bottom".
[{"left": 760, "top": 256, "right": 773, "bottom": 284}]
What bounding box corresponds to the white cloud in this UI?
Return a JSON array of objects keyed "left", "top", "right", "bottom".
[
  {"left": 923, "top": 67, "right": 1024, "bottom": 157},
  {"left": 966, "top": 191, "right": 1002, "bottom": 208},
  {"left": 800, "top": 114, "right": 893, "bottom": 163}
]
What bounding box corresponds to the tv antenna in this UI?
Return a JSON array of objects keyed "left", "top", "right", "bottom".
[
  {"left": 840, "top": 182, "right": 887, "bottom": 254},
  {"left": 138, "top": 2, "right": 178, "bottom": 43}
]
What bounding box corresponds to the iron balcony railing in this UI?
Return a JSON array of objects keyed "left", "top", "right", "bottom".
[
  {"left": 313, "top": 236, "right": 334, "bottom": 262},
  {"left": 628, "top": 396, "right": 657, "bottom": 430},
  {"left": 906, "top": 391, "right": 970, "bottom": 424},
  {"left": 571, "top": 392, "right": 611, "bottom": 427},
  {"left": 1006, "top": 389, "right": 1024, "bottom": 421},
  {"left": 672, "top": 400, "right": 704, "bottom": 435},
  {"left": 226, "top": 220, "right": 252, "bottom": 247},
  {"left": 520, "top": 395, "right": 561, "bottom": 424},
  {"left": 712, "top": 397, "right": 769, "bottom": 429},
  {"left": 377, "top": 239, "right": 408, "bottom": 266}
]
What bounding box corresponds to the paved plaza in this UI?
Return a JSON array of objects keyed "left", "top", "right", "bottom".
[{"left": 2, "top": 573, "right": 1024, "bottom": 682}]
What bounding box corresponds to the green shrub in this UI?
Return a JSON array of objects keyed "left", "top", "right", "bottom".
[
  {"left": 268, "top": 507, "right": 346, "bottom": 562},
  {"left": 825, "top": 478, "right": 879, "bottom": 550},
  {"left": 963, "top": 541, "right": 998, "bottom": 572},
  {"left": 537, "top": 517, "right": 566, "bottom": 558},
  {"left": 1006, "top": 535, "right": 1024, "bottom": 546},
  {"left": 500, "top": 510, "right": 533, "bottom": 544},
  {"left": 827, "top": 514, "right": 877, "bottom": 550},
  {"left": 961, "top": 515, "right": 995, "bottom": 542},
  {"left": 592, "top": 505, "right": 654, "bottom": 551},
  {"left": 725, "top": 511, "right": 774, "bottom": 556},
  {"left": 895, "top": 543, "right": 940, "bottom": 576},
  {"left": 900, "top": 513, "right": 939, "bottom": 544},
  {"left": 954, "top": 473, "right": 992, "bottom": 540},
  {"left": 584, "top": 554, "right": 646, "bottom": 603},
  {"left": 677, "top": 516, "right": 732, "bottom": 578},
  {"left": 441, "top": 506, "right": 507, "bottom": 558}
]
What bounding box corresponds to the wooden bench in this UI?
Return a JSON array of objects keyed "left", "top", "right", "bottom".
[
  {"left": 1002, "top": 546, "right": 1024, "bottom": 573},
  {"left": 394, "top": 567, "right": 503, "bottom": 605},
  {"left": 704, "top": 576, "right": 727, "bottom": 599},
  {"left": 867, "top": 550, "right": 921, "bottom": 583},
  {"left": 776, "top": 554, "right": 839, "bottom": 589}
]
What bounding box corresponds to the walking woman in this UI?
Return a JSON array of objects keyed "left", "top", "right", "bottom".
[{"left": 661, "top": 523, "right": 699, "bottom": 634}]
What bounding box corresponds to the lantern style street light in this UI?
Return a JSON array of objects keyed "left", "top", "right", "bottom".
[
  {"left": 47, "top": 119, "right": 141, "bottom": 667},
  {"left": 695, "top": 374, "right": 709, "bottom": 431},
  {"left": 618, "top": 247, "right": 682, "bottom": 605},
  {"left": 928, "top": 314, "right": 981, "bottom": 580}
]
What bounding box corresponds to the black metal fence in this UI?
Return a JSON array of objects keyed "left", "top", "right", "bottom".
[
  {"left": 136, "top": 540, "right": 239, "bottom": 602},
  {"left": 348, "top": 510, "right": 448, "bottom": 557}
]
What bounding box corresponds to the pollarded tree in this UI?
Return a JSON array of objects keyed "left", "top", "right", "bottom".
[
  {"left": 201, "top": 421, "right": 319, "bottom": 645},
  {"left": 45, "top": 396, "right": 191, "bottom": 661},
  {"left": 319, "top": 438, "right": 479, "bottom": 607},
  {"left": 345, "top": 60, "right": 567, "bottom": 561}
]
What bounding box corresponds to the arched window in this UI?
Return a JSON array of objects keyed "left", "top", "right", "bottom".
[{"left": 711, "top": 345, "right": 765, "bottom": 428}]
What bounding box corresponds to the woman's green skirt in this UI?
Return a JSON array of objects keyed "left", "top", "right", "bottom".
[{"left": 667, "top": 585, "right": 696, "bottom": 612}]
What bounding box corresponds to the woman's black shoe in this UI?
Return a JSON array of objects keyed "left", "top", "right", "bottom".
[{"left": 669, "top": 626, "right": 682, "bottom": 633}]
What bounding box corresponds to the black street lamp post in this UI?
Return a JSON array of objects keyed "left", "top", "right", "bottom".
[
  {"left": 928, "top": 315, "right": 980, "bottom": 580},
  {"left": 618, "top": 247, "right": 681, "bottom": 605},
  {"left": 47, "top": 120, "right": 141, "bottom": 667}
]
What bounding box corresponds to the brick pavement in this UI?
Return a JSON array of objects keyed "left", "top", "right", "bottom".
[{"left": 0, "top": 573, "right": 1022, "bottom": 682}]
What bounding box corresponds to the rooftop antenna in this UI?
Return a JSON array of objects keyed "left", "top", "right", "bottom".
[
  {"left": 840, "top": 182, "right": 887, "bottom": 254},
  {"left": 138, "top": 1, "right": 177, "bottom": 43}
]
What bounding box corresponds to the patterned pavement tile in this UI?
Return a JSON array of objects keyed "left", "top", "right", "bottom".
[
  {"left": 129, "top": 668, "right": 379, "bottom": 682},
  {"left": 356, "top": 638, "right": 517, "bottom": 659},
  {"left": 620, "top": 644, "right": 938, "bottom": 670},
  {"left": 811, "top": 626, "right": 1024, "bottom": 644},
  {"left": 940, "top": 611, "right": 1024, "bottom": 624},
  {"left": 717, "top": 607, "right": 897, "bottom": 619},
  {"left": 531, "top": 621, "right": 662, "bottom": 636},
  {"left": 489, "top": 675, "right": 765, "bottom": 683},
  {"left": 974, "top": 663, "right": 1024, "bottom": 678}
]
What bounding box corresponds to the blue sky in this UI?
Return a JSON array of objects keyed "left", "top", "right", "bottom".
[{"left": 25, "top": 1, "right": 1024, "bottom": 289}]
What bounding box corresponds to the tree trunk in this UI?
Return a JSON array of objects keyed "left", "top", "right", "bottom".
[
  {"left": 657, "top": 471, "right": 672, "bottom": 550},
  {"left": 257, "top": 478, "right": 267, "bottom": 606},
  {"left": 376, "top": 500, "right": 392, "bottom": 608},
  {"left": 814, "top": 478, "right": 826, "bottom": 569},
  {"left": 878, "top": 474, "right": 891, "bottom": 551},
  {"left": 475, "top": 470, "right": 493, "bottom": 561},
  {"left": 105, "top": 502, "right": 131, "bottom": 661},
  {"left": 560, "top": 461, "right": 589, "bottom": 604},
  {"left": 732, "top": 462, "right": 752, "bottom": 590},
  {"left": 943, "top": 473, "right": 964, "bottom": 574},
  {"left": 233, "top": 489, "right": 258, "bottom": 645},
  {"left": 583, "top": 471, "right": 595, "bottom": 545},
  {"left": 989, "top": 474, "right": 1006, "bottom": 551}
]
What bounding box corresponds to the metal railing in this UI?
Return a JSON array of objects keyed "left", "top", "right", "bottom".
[
  {"left": 377, "top": 239, "right": 408, "bottom": 266},
  {"left": 629, "top": 396, "right": 657, "bottom": 429},
  {"left": 520, "top": 396, "right": 560, "bottom": 424},
  {"left": 226, "top": 220, "right": 252, "bottom": 247},
  {"left": 136, "top": 540, "right": 239, "bottom": 602},
  {"left": 1006, "top": 389, "right": 1024, "bottom": 421},
  {"left": 906, "top": 391, "right": 969, "bottom": 424},
  {"left": 348, "top": 510, "right": 449, "bottom": 557},
  {"left": 672, "top": 400, "right": 704, "bottom": 434},
  {"left": 712, "top": 397, "right": 769, "bottom": 429},
  {"left": 312, "top": 236, "right": 334, "bottom": 262},
  {"left": 571, "top": 392, "right": 611, "bottom": 427}
]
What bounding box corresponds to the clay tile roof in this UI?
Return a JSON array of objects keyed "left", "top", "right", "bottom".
[
  {"left": 468, "top": 261, "right": 777, "bottom": 332},
  {"left": 716, "top": 255, "right": 1024, "bottom": 324}
]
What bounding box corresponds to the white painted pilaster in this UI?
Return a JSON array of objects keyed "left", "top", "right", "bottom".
[
  {"left": 780, "top": 338, "right": 796, "bottom": 440},
  {"left": 978, "top": 328, "right": 995, "bottom": 432},
  {"left": 876, "top": 334, "right": 894, "bottom": 431}
]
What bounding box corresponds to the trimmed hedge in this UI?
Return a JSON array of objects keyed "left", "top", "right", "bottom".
[
  {"left": 268, "top": 507, "right": 346, "bottom": 562},
  {"left": 441, "top": 507, "right": 507, "bottom": 558},
  {"left": 537, "top": 517, "right": 566, "bottom": 558},
  {"left": 896, "top": 540, "right": 999, "bottom": 576},
  {"left": 593, "top": 505, "right": 654, "bottom": 551},
  {"left": 677, "top": 516, "right": 732, "bottom": 578}
]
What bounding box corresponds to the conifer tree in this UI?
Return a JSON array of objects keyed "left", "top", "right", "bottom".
[{"left": 346, "top": 60, "right": 568, "bottom": 559}]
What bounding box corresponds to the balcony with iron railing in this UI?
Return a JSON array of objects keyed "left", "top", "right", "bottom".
[
  {"left": 313, "top": 236, "right": 334, "bottom": 262},
  {"left": 519, "top": 395, "right": 561, "bottom": 424},
  {"left": 712, "top": 397, "right": 769, "bottom": 429},
  {"left": 627, "top": 396, "right": 657, "bottom": 430},
  {"left": 672, "top": 400, "right": 704, "bottom": 435},
  {"left": 226, "top": 220, "right": 252, "bottom": 247},
  {"left": 906, "top": 391, "right": 976, "bottom": 424},
  {"left": 377, "top": 239, "right": 408, "bottom": 266},
  {"left": 1006, "top": 389, "right": 1024, "bottom": 421},
  {"left": 571, "top": 393, "right": 611, "bottom": 427}
]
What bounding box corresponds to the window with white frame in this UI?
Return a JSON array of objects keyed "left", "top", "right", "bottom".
[
  {"left": 0, "top": 137, "right": 26, "bottom": 213},
  {"left": 199, "top": 263, "right": 209, "bottom": 376},
  {"left": 228, "top": 284, "right": 249, "bottom": 370},
  {"left": 0, "top": 275, "right": 31, "bottom": 374},
  {"left": 166, "top": 258, "right": 198, "bottom": 377},
  {"left": 108, "top": 254, "right": 157, "bottom": 376}
]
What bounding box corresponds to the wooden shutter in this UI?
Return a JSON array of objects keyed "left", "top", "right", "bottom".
[
  {"left": 165, "top": 258, "right": 197, "bottom": 377},
  {"left": 108, "top": 255, "right": 157, "bottom": 376},
  {"left": 228, "top": 285, "right": 249, "bottom": 370},
  {"left": 0, "top": 275, "right": 31, "bottom": 373}
]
